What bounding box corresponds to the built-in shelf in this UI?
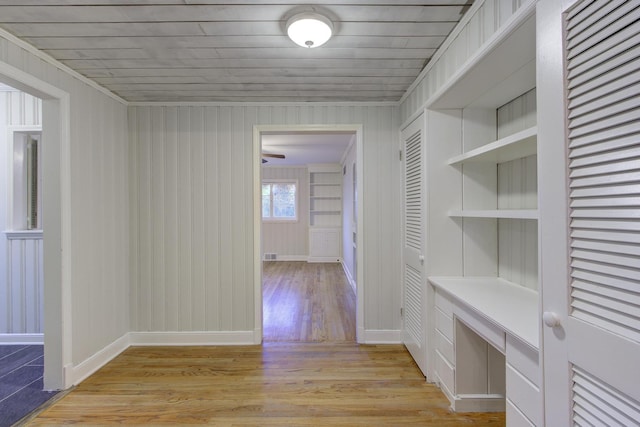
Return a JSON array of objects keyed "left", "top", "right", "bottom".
[
  {"left": 310, "top": 196, "right": 342, "bottom": 200},
  {"left": 310, "top": 183, "right": 340, "bottom": 186},
  {"left": 448, "top": 126, "right": 537, "bottom": 165},
  {"left": 429, "top": 276, "right": 539, "bottom": 349},
  {"left": 448, "top": 209, "right": 538, "bottom": 219}
]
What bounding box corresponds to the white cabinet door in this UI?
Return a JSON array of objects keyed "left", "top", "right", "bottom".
[
  {"left": 539, "top": 0, "right": 640, "bottom": 424},
  {"left": 401, "top": 114, "right": 428, "bottom": 376}
]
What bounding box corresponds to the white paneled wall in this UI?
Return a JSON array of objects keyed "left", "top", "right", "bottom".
[
  {"left": 0, "top": 33, "right": 130, "bottom": 369},
  {"left": 400, "top": 0, "right": 535, "bottom": 122},
  {"left": 129, "top": 104, "right": 400, "bottom": 333},
  {"left": 497, "top": 89, "right": 538, "bottom": 290},
  {"left": 262, "top": 166, "right": 309, "bottom": 259},
  {"left": 0, "top": 90, "right": 43, "bottom": 335}
]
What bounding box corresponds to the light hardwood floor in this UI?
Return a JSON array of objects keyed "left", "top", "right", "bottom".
[
  {"left": 26, "top": 262, "right": 504, "bottom": 425},
  {"left": 263, "top": 261, "right": 356, "bottom": 342},
  {"left": 27, "top": 344, "right": 505, "bottom": 426}
]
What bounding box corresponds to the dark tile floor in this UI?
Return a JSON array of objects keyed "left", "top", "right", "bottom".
[{"left": 0, "top": 345, "right": 59, "bottom": 427}]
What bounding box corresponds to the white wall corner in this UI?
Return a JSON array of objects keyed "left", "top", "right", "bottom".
[
  {"left": 129, "top": 331, "right": 257, "bottom": 346},
  {"left": 0, "top": 333, "right": 44, "bottom": 344},
  {"left": 362, "top": 329, "right": 403, "bottom": 344},
  {"left": 69, "top": 333, "right": 130, "bottom": 387}
]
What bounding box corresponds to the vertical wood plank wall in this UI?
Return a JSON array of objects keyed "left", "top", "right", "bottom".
[
  {"left": 0, "top": 36, "right": 130, "bottom": 366},
  {"left": 262, "top": 166, "right": 309, "bottom": 259},
  {"left": 0, "top": 90, "right": 43, "bottom": 335},
  {"left": 497, "top": 89, "right": 538, "bottom": 290},
  {"left": 399, "top": 0, "right": 534, "bottom": 123},
  {"left": 128, "top": 105, "right": 400, "bottom": 334}
]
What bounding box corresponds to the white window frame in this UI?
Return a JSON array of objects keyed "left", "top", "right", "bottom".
[
  {"left": 5, "top": 126, "right": 43, "bottom": 239},
  {"left": 262, "top": 179, "right": 298, "bottom": 223}
]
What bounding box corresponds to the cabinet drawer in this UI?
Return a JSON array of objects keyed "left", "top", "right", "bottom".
[
  {"left": 506, "top": 363, "right": 541, "bottom": 426},
  {"left": 436, "top": 329, "right": 454, "bottom": 366},
  {"left": 454, "top": 304, "right": 505, "bottom": 353},
  {"left": 506, "top": 334, "right": 539, "bottom": 386},
  {"left": 506, "top": 398, "right": 535, "bottom": 427},
  {"left": 435, "top": 290, "right": 453, "bottom": 317},
  {"left": 435, "top": 307, "right": 453, "bottom": 341},
  {"left": 435, "top": 350, "right": 455, "bottom": 396}
]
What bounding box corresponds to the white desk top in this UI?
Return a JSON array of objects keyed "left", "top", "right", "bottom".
[{"left": 429, "top": 276, "right": 539, "bottom": 349}]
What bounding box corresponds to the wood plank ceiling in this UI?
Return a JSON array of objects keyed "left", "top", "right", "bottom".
[{"left": 0, "top": 1, "right": 473, "bottom": 102}]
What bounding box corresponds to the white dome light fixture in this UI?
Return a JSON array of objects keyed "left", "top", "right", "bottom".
[{"left": 286, "top": 12, "right": 333, "bottom": 48}]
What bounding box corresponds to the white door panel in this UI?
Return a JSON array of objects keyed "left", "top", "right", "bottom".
[
  {"left": 540, "top": 1, "right": 640, "bottom": 424},
  {"left": 401, "top": 114, "right": 428, "bottom": 376}
]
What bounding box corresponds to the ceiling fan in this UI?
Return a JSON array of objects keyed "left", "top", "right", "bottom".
[{"left": 262, "top": 152, "right": 285, "bottom": 163}]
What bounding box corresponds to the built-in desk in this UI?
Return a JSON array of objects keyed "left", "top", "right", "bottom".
[{"left": 429, "top": 277, "right": 542, "bottom": 426}]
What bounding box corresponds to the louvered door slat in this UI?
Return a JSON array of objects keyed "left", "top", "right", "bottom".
[
  {"left": 571, "top": 229, "right": 640, "bottom": 244},
  {"left": 567, "top": 2, "right": 640, "bottom": 52},
  {"left": 568, "top": 26, "right": 640, "bottom": 79},
  {"left": 569, "top": 121, "right": 640, "bottom": 149},
  {"left": 405, "top": 130, "right": 422, "bottom": 252},
  {"left": 570, "top": 146, "right": 640, "bottom": 167},
  {"left": 571, "top": 219, "right": 640, "bottom": 232},
  {"left": 572, "top": 367, "right": 640, "bottom": 426}
]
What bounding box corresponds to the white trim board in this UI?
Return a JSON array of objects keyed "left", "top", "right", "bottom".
[
  {"left": 0, "top": 334, "right": 44, "bottom": 344},
  {"left": 362, "top": 330, "right": 402, "bottom": 344},
  {"left": 66, "top": 333, "right": 130, "bottom": 387},
  {"left": 129, "top": 331, "right": 256, "bottom": 346}
]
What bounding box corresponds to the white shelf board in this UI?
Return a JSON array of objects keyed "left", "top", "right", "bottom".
[
  {"left": 310, "top": 196, "right": 342, "bottom": 200},
  {"left": 448, "top": 126, "right": 537, "bottom": 165},
  {"left": 448, "top": 209, "right": 538, "bottom": 219},
  {"left": 429, "top": 14, "right": 536, "bottom": 109},
  {"left": 429, "top": 276, "right": 539, "bottom": 349},
  {"left": 310, "top": 183, "right": 340, "bottom": 187}
]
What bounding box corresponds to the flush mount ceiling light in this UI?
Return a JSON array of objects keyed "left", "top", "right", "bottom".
[{"left": 286, "top": 12, "right": 333, "bottom": 48}]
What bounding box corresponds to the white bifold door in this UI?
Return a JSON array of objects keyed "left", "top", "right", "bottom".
[
  {"left": 401, "top": 115, "right": 428, "bottom": 376},
  {"left": 541, "top": 0, "right": 640, "bottom": 424}
]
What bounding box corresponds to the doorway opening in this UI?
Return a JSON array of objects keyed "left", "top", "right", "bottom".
[
  {"left": 0, "top": 61, "right": 72, "bottom": 397},
  {"left": 253, "top": 125, "right": 364, "bottom": 344}
]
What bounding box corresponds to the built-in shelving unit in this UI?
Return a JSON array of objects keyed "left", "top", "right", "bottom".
[
  {"left": 423, "top": 11, "right": 541, "bottom": 425},
  {"left": 308, "top": 164, "right": 342, "bottom": 262}
]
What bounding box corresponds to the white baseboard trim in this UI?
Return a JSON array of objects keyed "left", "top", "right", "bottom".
[
  {"left": 129, "top": 331, "right": 257, "bottom": 346},
  {"left": 69, "top": 333, "right": 130, "bottom": 386},
  {"left": 0, "top": 333, "right": 44, "bottom": 344},
  {"left": 264, "top": 255, "right": 308, "bottom": 262},
  {"left": 307, "top": 257, "right": 342, "bottom": 263},
  {"left": 340, "top": 261, "right": 356, "bottom": 294},
  {"left": 361, "top": 329, "right": 402, "bottom": 344},
  {"left": 453, "top": 394, "right": 506, "bottom": 413}
]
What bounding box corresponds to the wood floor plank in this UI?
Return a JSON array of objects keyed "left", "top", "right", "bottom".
[
  {"left": 27, "top": 344, "right": 504, "bottom": 426},
  {"left": 263, "top": 261, "right": 356, "bottom": 342}
]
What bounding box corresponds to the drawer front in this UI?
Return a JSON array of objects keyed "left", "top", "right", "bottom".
[
  {"left": 435, "top": 350, "right": 455, "bottom": 396},
  {"left": 435, "top": 307, "right": 454, "bottom": 341},
  {"left": 454, "top": 303, "right": 505, "bottom": 353},
  {"left": 436, "top": 329, "right": 454, "bottom": 366},
  {"left": 506, "top": 334, "right": 540, "bottom": 386},
  {"left": 506, "top": 363, "right": 541, "bottom": 426},
  {"left": 506, "top": 398, "right": 535, "bottom": 427},
  {"left": 435, "top": 290, "right": 453, "bottom": 317}
]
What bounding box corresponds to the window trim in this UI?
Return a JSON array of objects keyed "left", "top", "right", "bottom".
[{"left": 262, "top": 179, "right": 299, "bottom": 223}]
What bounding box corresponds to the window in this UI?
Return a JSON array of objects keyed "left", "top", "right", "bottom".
[
  {"left": 10, "top": 129, "right": 42, "bottom": 231},
  {"left": 262, "top": 180, "right": 297, "bottom": 221}
]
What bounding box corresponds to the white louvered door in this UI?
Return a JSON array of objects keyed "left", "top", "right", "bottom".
[
  {"left": 401, "top": 115, "right": 428, "bottom": 376},
  {"left": 544, "top": 1, "right": 640, "bottom": 424}
]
